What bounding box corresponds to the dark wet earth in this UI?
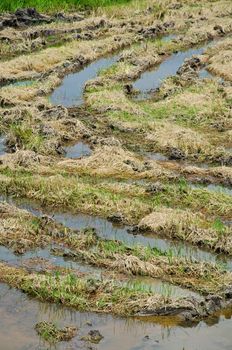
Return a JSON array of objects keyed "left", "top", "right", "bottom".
[{"left": 1, "top": 283, "right": 232, "bottom": 350}]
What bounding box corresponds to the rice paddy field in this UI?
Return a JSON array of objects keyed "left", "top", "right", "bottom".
[{"left": 0, "top": 0, "right": 232, "bottom": 349}]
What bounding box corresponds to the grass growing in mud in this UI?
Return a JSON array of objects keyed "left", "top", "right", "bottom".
[
  {"left": 0, "top": 168, "right": 231, "bottom": 222},
  {"left": 35, "top": 322, "right": 77, "bottom": 343},
  {"left": 1, "top": 200, "right": 231, "bottom": 295},
  {"left": 0, "top": 262, "right": 231, "bottom": 321}
]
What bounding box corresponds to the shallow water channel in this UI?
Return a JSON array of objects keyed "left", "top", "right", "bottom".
[
  {"left": 2, "top": 195, "right": 232, "bottom": 270},
  {"left": 0, "top": 244, "right": 196, "bottom": 299},
  {"left": 1, "top": 282, "right": 232, "bottom": 350},
  {"left": 50, "top": 54, "right": 119, "bottom": 107},
  {"left": 133, "top": 44, "right": 212, "bottom": 99},
  {"left": 49, "top": 34, "right": 213, "bottom": 108}
]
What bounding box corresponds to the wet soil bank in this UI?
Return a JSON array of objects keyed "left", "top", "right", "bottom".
[
  {"left": 2, "top": 195, "right": 232, "bottom": 269},
  {"left": 1, "top": 283, "right": 232, "bottom": 350},
  {"left": 0, "top": 245, "right": 197, "bottom": 299}
]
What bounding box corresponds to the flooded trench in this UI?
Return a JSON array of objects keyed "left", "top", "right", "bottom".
[
  {"left": 132, "top": 43, "right": 213, "bottom": 100},
  {"left": 3, "top": 195, "right": 232, "bottom": 269},
  {"left": 0, "top": 193, "right": 200, "bottom": 299},
  {"left": 0, "top": 244, "right": 196, "bottom": 299},
  {"left": 1, "top": 282, "right": 232, "bottom": 350},
  {"left": 50, "top": 33, "right": 213, "bottom": 109},
  {"left": 49, "top": 34, "right": 177, "bottom": 108},
  {"left": 1, "top": 28, "right": 231, "bottom": 349},
  {"left": 50, "top": 54, "right": 119, "bottom": 107},
  {"left": 189, "top": 183, "right": 232, "bottom": 196}
]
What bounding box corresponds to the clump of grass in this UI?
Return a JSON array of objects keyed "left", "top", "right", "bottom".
[
  {"left": 9, "top": 123, "right": 44, "bottom": 153},
  {"left": 212, "top": 218, "right": 226, "bottom": 236},
  {"left": 35, "top": 322, "right": 77, "bottom": 343}
]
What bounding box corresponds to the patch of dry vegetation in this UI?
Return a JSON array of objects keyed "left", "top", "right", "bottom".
[{"left": 139, "top": 208, "right": 232, "bottom": 255}]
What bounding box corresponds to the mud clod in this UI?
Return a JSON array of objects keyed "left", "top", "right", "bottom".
[{"left": 82, "top": 330, "right": 104, "bottom": 344}]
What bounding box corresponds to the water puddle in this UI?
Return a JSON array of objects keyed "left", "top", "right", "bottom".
[
  {"left": 133, "top": 44, "right": 211, "bottom": 99},
  {"left": 199, "top": 68, "right": 213, "bottom": 79},
  {"left": 3, "top": 196, "right": 232, "bottom": 269},
  {"left": 8, "top": 80, "right": 35, "bottom": 88},
  {"left": 190, "top": 183, "right": 232, "bottom": 196},
  {"left": 124, "top": 276, "right": 198, "bottom": 298},
  {"left": 0, "top": 136, "right": 6, "bottom": 156},
  {"left": 145, "top": 152, "right": 169, "bottom": 161},
  {"left": 145, "top": 151, "right": 213, "bottom": 168},
  {"left": 50, "top": 54, "right": 119, "bottom": 107},
  {"left": 159, "top": 34, "right": 178, "bottom": 43},
  {"left": 64, "top": 141, "right": 92, "bottom": 159},
  {"left": 0, "top": 245, "right": 101, "bottom": 275},
  {"left": 1, "top": 282, "right": 232, "bottom": 349}
]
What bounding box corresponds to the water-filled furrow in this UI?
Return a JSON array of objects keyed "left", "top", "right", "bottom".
[
  {"left": 133, "top": 43, "right": 212, "bottom": 100},
  {"left": 8, "top": 80, "right": 35, "bottom": 87},
  {"left": 190, "top": 183, "right": 232, "bottom": 196},
  {"left": 2, "top": 196, "right": 232, "bottom": 269},
  {"left": 49, "top": 34, "right": 179, "bottom": 108},
  {"left": 1, "top": 282, "right": 232, "bottom": 350},
  {"left": 0, "top": 245, "right": 197, "bottom": 298},
  {"left": 145, "top": 152, "right": 214, "bottom": 169},
  {"left": 0, "top": 245, "right": 101, "bottom": 275},
  {"left": 50, "top": 54, "right": 119, "bottom": 107}
]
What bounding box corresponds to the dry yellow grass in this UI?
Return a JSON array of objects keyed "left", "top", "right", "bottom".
[
  {"left": 57, "top": 145, "right": 170, "bottom": 179},
  {"left": 207, "top": 38, "right": 232, "bottom": 81},
  {"left": 0, "top": 34, "right": 134, "bottom": 81},
  {"left": 145, "top": 122, "right": 214, "bottom": 158}
]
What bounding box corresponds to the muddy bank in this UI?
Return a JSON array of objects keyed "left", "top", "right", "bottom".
[
  {"left": 2, "top": 282, "right": 232, "bottom": 350},
  {"left": 4, "top": 195, "right": 229, "bottom": 267},
  {"left": 0, "top": 8, "right": 84, "bottom": 30}
]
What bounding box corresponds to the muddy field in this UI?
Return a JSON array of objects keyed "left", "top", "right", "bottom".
[{"left": 0, "top": 0, "right": 232, "bottom": 349}]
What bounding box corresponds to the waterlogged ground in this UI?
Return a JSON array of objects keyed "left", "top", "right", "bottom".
[
  {"left": 0, "top": 0, "right": 232, "bottom": 349},
  {"left": 1, "top": 283, "right": 232, "bottom": 350}
]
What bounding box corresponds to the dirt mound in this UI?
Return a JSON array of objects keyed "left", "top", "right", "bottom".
[{"left": 0, "top": 8, "right": 50, "bottom": 30}]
